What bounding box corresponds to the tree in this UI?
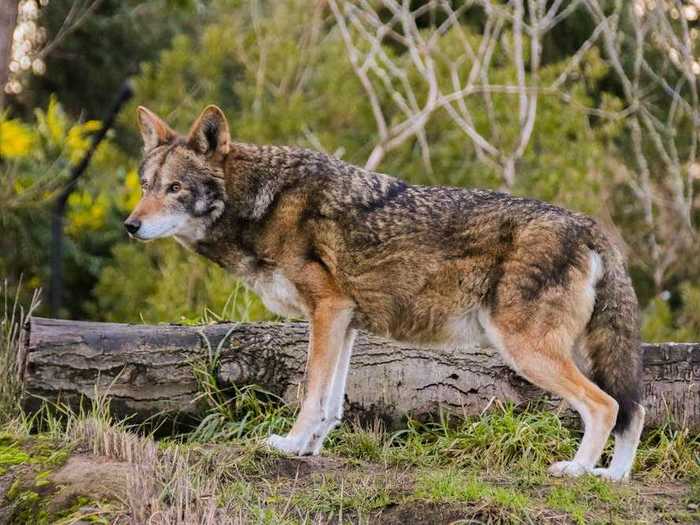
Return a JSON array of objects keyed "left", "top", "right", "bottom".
[
  {"left": 0, "top": 0, "right": 19, "bottom": 109},
  {"left": 12, "top": 0, "right": 194, "bottom": 121},
  {"left": 22, "top": 317, "right": 700, "bottom": 429},
  {"left": 329, "top": 0, "right": 699, "bottom": 295},
  {"left": 2, "top": 0, "right": 699, "bottom": 339}
]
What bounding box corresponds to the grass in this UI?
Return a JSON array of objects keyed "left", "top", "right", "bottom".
[
  {"left": 290, "top": 474, "right": 394, "bottom": 515},
  {"left": 0, "top": 278, "right": 39, "bottom": 423},
  {"left": 187, "top": 326, "right": 293, "bottom": 443},
  {"left": 1, "top": 385, "right": 698, "bottom": 524},
  {"left": 0, "top": 288, "right": 699, "bottom": 523}
]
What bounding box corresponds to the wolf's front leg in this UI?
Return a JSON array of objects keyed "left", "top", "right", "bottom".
[{"left": 266, "top": 300, "right": 355, "bottom": 456}]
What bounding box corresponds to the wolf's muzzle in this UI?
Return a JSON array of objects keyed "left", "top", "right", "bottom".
[{"left": 124, "top": 218, "right": 141, "bottom": 235}]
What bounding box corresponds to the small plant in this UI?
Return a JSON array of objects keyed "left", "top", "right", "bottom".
[
  {"left": 414, "top": 469, "right": 533, "bottom": 523},
  {"left": 380, "top": 402, "right": 578, "bottom": 475},
  {"left": 188, "top": 328, "right": 293, "bottom": 443},
  {"left": 327, "top": 418, "right": 386, "bottom": 462},
  {"left": 0, "top": 279, "right": 40, "bottom": 425},
  {"left": 636, "top": 419, "right": 700, "bottom": 480},
  {"left": 413, "top": 469, "right": 491, "bottom": 503}
]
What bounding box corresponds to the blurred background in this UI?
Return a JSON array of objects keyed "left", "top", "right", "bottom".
[{"left": 1, "top": 0, "right": 699, "bottom": 341}]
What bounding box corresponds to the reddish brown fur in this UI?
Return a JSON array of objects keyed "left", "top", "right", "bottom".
[{"left": 125, "top": 105, "right": 645, "bottom": 478}]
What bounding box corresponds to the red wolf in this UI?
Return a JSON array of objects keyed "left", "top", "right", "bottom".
[{"left": 125, "top": 105, "right": 645, "bottom": 481}]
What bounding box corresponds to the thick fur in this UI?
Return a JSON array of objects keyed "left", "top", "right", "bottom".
[{"left": 126, "top": 106, "right": 645, "bottom": 480}]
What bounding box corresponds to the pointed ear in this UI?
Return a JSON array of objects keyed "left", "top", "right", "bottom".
[
  {"left": 187, "top": 105, "right": 230, "bottom": 157},
  {"left": 137, "top": 106, "right": 176, "bottom": 151}
]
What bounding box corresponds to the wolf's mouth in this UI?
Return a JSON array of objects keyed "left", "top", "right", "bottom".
[{"left": 130, "top": 218, "right": 184, "bottom": 241}]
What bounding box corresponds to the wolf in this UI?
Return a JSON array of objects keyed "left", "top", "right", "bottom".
[{"left": 125, "top": 105, "right": 645, "bottom": 481}]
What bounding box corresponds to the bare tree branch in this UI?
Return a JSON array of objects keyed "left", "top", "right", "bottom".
[{"left": 329, "top": 0, "right": 696, "bottom": 289}]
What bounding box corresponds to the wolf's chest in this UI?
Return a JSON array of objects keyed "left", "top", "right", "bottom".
[{"left": 245, "top": 270, "right": 306, "bottom": 318}]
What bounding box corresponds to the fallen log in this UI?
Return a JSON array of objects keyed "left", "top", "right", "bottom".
[{"left": 20, "top": 317, "right": 700, "bottom": 429}]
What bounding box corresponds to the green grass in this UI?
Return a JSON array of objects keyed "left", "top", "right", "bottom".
[
  {"left": 0, "top": 278, "right": 40, "bottom": 425},
  {"left": 1, "top": 287, "right": 699, "bottom": 523},
  {"left": 0, "top": 437, "right": 30, "bottom": 475},
  {"left": 375, "top": 405, "right": 579, "bottom": 476},
  {"left": 414, "top": 469, "right": 496, "bottom": 502},
  {"left": 0, "top": 387, "right": 698, "bottom": 524},
  {"left": 412, "top": 470, "right": 535, "bottom": 523},
  {"left": 637, "top": 421, "right": 700, "bottom": 480},
  {"left": 291, "top": 475, "right": 393, "bottom": 515},
  {"left": 546, "top": 477, "right": 628, "bottom": 525}
]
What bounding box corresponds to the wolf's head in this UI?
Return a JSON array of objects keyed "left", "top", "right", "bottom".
[{"left": 124, "top": 105, "right": 229, "bottom": 242}]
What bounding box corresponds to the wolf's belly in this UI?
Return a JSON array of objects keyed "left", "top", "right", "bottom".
[
  {"left": 431, "top": 311, "right": 488, "bottom": 348},
  {"left": 244, "top": 270, "right": 306, "bottom": 318},
  {"left": 353, "top": 308, "right": 488, "bottom": 349}
]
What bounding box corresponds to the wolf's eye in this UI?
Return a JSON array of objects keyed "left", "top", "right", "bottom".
[{"left": 168, "top": 182, "right": 182, "bottom": 193}]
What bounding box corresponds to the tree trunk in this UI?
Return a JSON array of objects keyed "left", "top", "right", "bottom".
[
  {"left": 20, "top": 317, "right": 700, "bottom": 430},
  {"left": 0, "top": 0, "right": 19, "bottom": 108}
]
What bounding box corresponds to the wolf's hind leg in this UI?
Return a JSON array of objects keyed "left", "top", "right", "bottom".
[
  {"left": 265, "top": 298, "right": 354, "bottom": 456},
  {"left": 481, "top": 314, "right": 618, "bottom": 477},
  {"left": 592, "top": 403, "right": 645, "bottom": 481}
]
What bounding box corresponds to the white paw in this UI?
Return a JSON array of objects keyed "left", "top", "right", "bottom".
[
  {"left": 548, "top": 461, "right": 590, "bottom": 478},
  {"left": 264, "top": 432, "right": 326, "bottom": 457},
  {"left": 591, "top": 467, "right": 629, "bottom": 482},
  {"left": 300, "top": 419, "right": 339, "bottom": 454},
  {"left": 299, "top": 437, "right": 323, "bottom": 457},
  {"left": 265, "top": 434, "right": 302, "bottom": 455},
  {"left": 297, "top": 427, "right": 329, "bottom": 456}
]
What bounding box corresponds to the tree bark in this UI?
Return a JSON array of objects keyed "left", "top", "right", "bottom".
[
  {"left": 20, "top": 317, "right": 700, "bottom": 430},
  {"left": 0, "top": 0, "right": 19, "bottom": 108}
]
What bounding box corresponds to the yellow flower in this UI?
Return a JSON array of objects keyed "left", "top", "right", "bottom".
[
  {"left": 66, "top": 120, "right": 102, "bottom": 164},
  {"left": 123, "top": 169, "right": 141, "bottom": 210},
  {"left": 0, "top": 119, "right": 36, "bottom": 159},
  {"left": 45, "top": 95, "right": 67, "bottom": 146},
  {"left": 67, "top": 190, "right": 108, "bottom": 234}
]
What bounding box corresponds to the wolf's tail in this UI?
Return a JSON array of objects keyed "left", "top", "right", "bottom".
[{"left": 584, "top": 234, "right": 644, "bottom": 435}]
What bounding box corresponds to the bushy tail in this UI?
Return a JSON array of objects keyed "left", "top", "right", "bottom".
[{"left": 584, "top": 237, "right": 643, "bottom": 434}]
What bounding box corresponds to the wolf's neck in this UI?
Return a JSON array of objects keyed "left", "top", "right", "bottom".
[
  {"left": 181, "top": 191, "right": 266, "bottom": 279},
  {"left": 223, "top": 143, "right": 322, "bottom": 220},
  {"left": 184, "top": 144, "right": 323, "bottom": 274}
]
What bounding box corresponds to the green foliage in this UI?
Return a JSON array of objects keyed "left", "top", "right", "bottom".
[
  {"left": 290, "top": 475, "right": 393, "bottom": 515},
  {"left": 0, "top": 281, "right": 40, "bottom": 425},
  {"left": 546, "top": 477, "right": 624, "bottom": 525},
  {"left": 21, "top": 0, "right": 193, "bottom": 121},
  {"left": 0, "top": 439, "right": 30, "bottom": 475},
  {"left": 642, "top": 282, "right": 700, "bottom": 342},
  {"left": 0, "top": 432, "right": 75, "bottom": 525},
  {"left": 1, "top": 0, "right": 698, "bottom": 337},
  {"left": 188, "top": 328, "right": 292, "bottom": 442},
  {"left": 1, "top": 95, "right": 111, "bottom": 213},
  {"left": 381, "top": 404, "right": 578, "bottom": 474},
  {"left": 413, "top": 470, "right": 494, "bottom": 502},
  {"left": 89, "top": 242, "right": 270, "bottom": 323},
  {"left": 637, "top": 421, "right": 700, "bottom": 480},
  {"left": 0, "top": 96, "right": 126, "bottom": 316},
  {"left": 0, "top": 376, "right": 698, "bottom": 523}
]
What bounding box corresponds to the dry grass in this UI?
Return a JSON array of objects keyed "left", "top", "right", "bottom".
[
  {"left": 0, "top": 289, "right": 698, "bottom": 523},
  {"left": 64, "top": 411, "right": 228, "bottom": 524},
  {"left": 12, "top": 397, "right": 690, "bottom": 524},
  {"left": 0, "top": 279, "right": 39, "bottom": 424}
]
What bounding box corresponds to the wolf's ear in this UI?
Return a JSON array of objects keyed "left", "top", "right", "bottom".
[
  {"left": 187, "top": 105, "right": 230, "bottom": 158},
  {"left": 137, "top": 106, "right": 176, "bottom": 151}
]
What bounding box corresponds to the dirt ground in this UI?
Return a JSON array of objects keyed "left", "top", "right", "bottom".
[
  {"left": 0, "top": 429, "right": 698, "bottom": 524},
  {"left": 2, "top": 448, "right": 695, "bottom": 524}
]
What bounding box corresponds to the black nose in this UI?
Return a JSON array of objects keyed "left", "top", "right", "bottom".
[{"left": 124, "top": 218, "right": 141, "bottom": 235}]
